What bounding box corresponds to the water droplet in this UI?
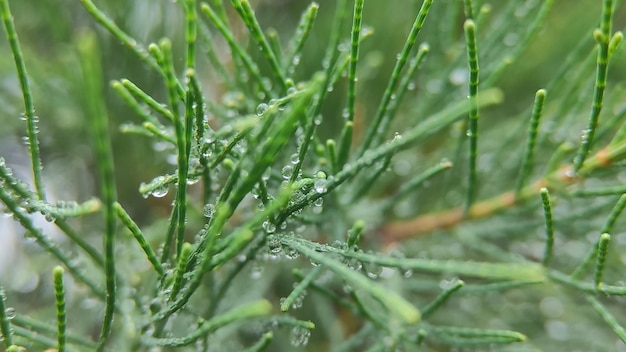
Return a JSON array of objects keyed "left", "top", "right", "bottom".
[
  {"left": 503, "top": 32, "right": 519, "bottom": 46},
  {"left": 290, "top": 153, "right": 300, "bottom": 164},
  {"left": 203, "top": 204, "right": 215, "bottom": 218},
  {"left": 281, "top": 165, "right": 294, "bottom": 180},
  {"left": 250, "top": 263, "right": 263, "bottom": 279},
  {"left": 290, "top": 327, "right": 311, "bottom": 347},
  {"left": 580, "top": 128, "right": 591, "bottom": 143},
  {"left": 292, "top": 54, "right": 301, "bottom": 66},
  {"left": 151, "top": 185, "right": 169, "bottom": 198},
  {"left": 267, "top": 236, "right": 281, "bottom": 254},
  {"left": 407, "top": 81, "right": 416, "bottom": 91},
  {"left": 287, "top": 87, "right": 298, "bottom": 95},
  {"left": 263, "top": 221, "right": 276, "bottom": 234},
  {"left": 426, "top": 79, "right": 443, "bottom": 94},
  {"left": 256, "top": 103, "right": 269, "bottom": 116},
  {"left": 449, "top": 68, "right": 468, "bottom": 86},
  {"left": 366, "top": 264, "right": 382, "bottom": 279},
  {"left": 545, "top": 320, "right": 569, "bottom": 341},
  {"left": 314, "top": 179, "right": 327, "bottom": 194},
  {"left": 5, "top": 307, "right": 16, "bottom": 319},
  {"left": 285, "top": 247, "right": 300, "bottom": 259},
  {"left": 439, "top": 277, "right": 459, "bottom": 290}
]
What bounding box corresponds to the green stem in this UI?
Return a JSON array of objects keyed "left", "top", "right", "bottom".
[
  {"left": 52, "top": 267, "right": 66, "bottom": 352},
  {"left": 0, "top": 0, "right": 45, "bottom": 200}
]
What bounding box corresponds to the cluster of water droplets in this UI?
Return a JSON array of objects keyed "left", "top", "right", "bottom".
[
  {"left": 142, "top": 176, "right": 170, "bottom": 199},
  {"left": 290, "top": 326, "right": 311, "bottom": 347}
]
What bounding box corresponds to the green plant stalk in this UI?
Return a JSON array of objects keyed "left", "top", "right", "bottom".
[
  {"left": 114, "top": 202, "right": 164, "bottom": 276},
  {"left": 463, "top": 19, "right": 480, "bottom": 211},
  {"left": 120, "top": 79, "right": 174, "bottom": 121},
  {"left": 206, "top": 235, "right": 265, "bottom": 316},
  {"left": 76, "top": 30, "right": 118, "bottom": 350},
  {"left": 372, "top": 43, "right": 429, "bottom": 148},
  {"left": 169, "top": 242, "right": 193, "bottom": 300},
  {"left": 184, "top": 75, "right": 196, "bottom": 192},
  {"left": 0, "top": 187, "right": 104, "bottom": 299},
  {"left": 423, "top": 324, "right": 526, "bottom": 343},
  {"left": 244, "top": 332, "right": 273, "bottom": 352},
  {"left": 462, "top": 0, "right": 475, "bottom": 18},
  {"left": 384, "top": 136, "right": 626, "bottom": 240},
  {"left": 160, "top": 203, "right": 179, "bottom": 263},
  {"left": 483, "top": 0, "right": 555, "bottom": 88},
  {"left": 515, "top": 89, "right": 547, "bottom": 195},
  {"left": 539, "top": 188, "right": 554, "bottom": 267},
  {"left": 290, "top": 39, "right": 360, "bottom": 181},
  {"left": 11, "top": 315, "right": 98, "bottom": 349},
  {"left": 157, "top": 183, "right": 296, "bottom": 321},
  {"left": 266, "top": 28, "right": 282, "bottom": 61},
  {"left": 234, "top": 0, "right": 288, "bottom": 92},
  {"left": 185, "top": 0, "right": 197, "bottom": 69},
  {"left": 458, "top": 280, "right": 542, "bottom": 294},
  {"left": 572, "top": 193, "right": 626, "bottom": 279},
  {"left": 357, "top": 0, "right": 434, "bottom": 156},
  {"left": 142, "top": 300, "right": 272, "bottom": 347},
  {"left": 111, "top": 80, "right": 162, "bottom": 126},
  {"left": 283, "top": 236, "right": 422, "bottom": 324},
  {"left": 572, "top": 185, "right": 626, "bottom": 197},
  {"left": 189, "top": 73, "right": 213, "bottom": 203},
  {"left": 347, "top": 219, "right": 365, "bottom": 247},
  {"left": 0, "top": 164, "right": 105, "bottom": 267},
  {"left": 11, "top": 326, "right": 58, "bottom": 350},
  {"left": 334, "top": 324, "right": 376, "bottom": 352},
  {"left": 281, "top": 267, "right": 322, "bottom": 312},
  {"left": 573, "top": 0, "right": 615, "bottom": 171},
  {"left": 348, "top": 290, "right": 390, "bottom": 333},
  {"left": 197, "top": 20, "right": 232, "bottom": 87},
  {"left": 210, "top": 0, "right": 228, "bottom": 23},
  {"left": 158, "top": 39, "right": 191, "bottom": 260},
  {"left": 421, "top": 279, "right": 464, "bottom": 318},
  {"left": 594, "top": 233, "right": 611, "bottom": 289},
  {"left": 79, "top": 0, "right": 190, "bottom": 99},
  {"left": 281, "top": 88, "right": 503, "bottom": 220},
  {"left": 586, "top": 295, "right": 626, "bottom": 343},
  {"left": 54, "top": 219, "right": 104, "bottom": 268},
  {"left": 0, "top": 284, "right": 13, "bottom": 348},
  {"left": 548, "top": 271, "right": 626, "bottom": 295},
  {"left": 326, "top": 139, "right": 338, "bottom": 174},
  {"left": 336, "top": 0, "right": 364, "bottom": 169},
  {"left": 0, "top": 0, "right": 45, "bottom": 200},
  {"left": 142, "top": 122, "right": 176, "bottom": 144},
  {"left": 608, "top": 31, "right": 623, "bottom": 58},
  {"left": 293, "top": 269, "right": 356, "bottom": 311},
  {"left": 382, "top": 159, "right": 452, "bottom": 212},
  {"left": 350, "top": 154, "right": 391, "bottom": 201},
  {"left": 52, "top": 267, "right": 66, "bottom": 352},
  {"left": 301, "top": 236, "right": 545, "bottom": 281},
  {"left": 200, "top": 3, "right": 270, "bottom": 97},
  {"left": 426, "top": 335, "right": 524, "bottom": 346},
  {"left": 283, "top": 3, "right": 319, "bottom": 75}
]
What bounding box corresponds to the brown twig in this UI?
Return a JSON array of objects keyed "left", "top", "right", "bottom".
[{"left": 381, "top": 141, "right": 626, "bottom": 244}]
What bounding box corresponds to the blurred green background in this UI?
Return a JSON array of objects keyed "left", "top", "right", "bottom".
[{"left": 1, "top": 0, "right": 626, "bottom": 351}]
